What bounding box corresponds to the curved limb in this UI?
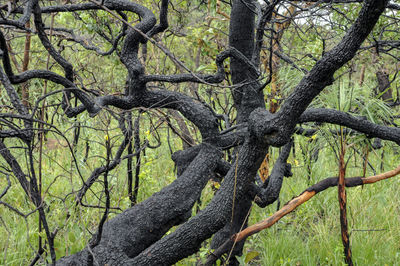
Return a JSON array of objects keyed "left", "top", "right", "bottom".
[
  {"left": 57, "top": 144, "right": 221, "bottom": 265},
  {"left": 0, "top": 0, "right": 37, "bottom": 28},
  {"left": 126, "top": 138, "right": 268, "bottom": 265},
  {"left": 299, "top": 108, "right": 400, "bottom": 146},
  {"left": 251, "top": 140, "right": 293, "bottom": 208},
  {"left": 249, "top": 0, "right": 389, "bottom": 147}
]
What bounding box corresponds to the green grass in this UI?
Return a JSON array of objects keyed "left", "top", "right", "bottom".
[
  {"left": 239, "top": 141, "right": 400, "bottom": 265},
  {"left": 1, "top": 123, "right": 400, "bottom": 265}
]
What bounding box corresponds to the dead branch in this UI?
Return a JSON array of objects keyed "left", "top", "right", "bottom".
[{"left": 203, "top": 164, "right": 400, "bottom": 265}]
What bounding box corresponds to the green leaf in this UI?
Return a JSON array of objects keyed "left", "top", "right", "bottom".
[{"left": 245, "top": 250, "right": 260, "bottom": 263}]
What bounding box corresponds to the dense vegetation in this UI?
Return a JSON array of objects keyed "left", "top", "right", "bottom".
[{"left": 0, "top": 0, "right": 400, "bottom": 265}]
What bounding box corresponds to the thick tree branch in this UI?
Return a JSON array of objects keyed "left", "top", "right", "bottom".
[
  {"left": 250, "top": 0, "right": 388, "bottom": 146},
  {"left": 57, "top": 144, "right": 221, "bottom": 265},
  {"left": 147, "top": 0, "right": 169, "bottom": 37},
  {"left": 89, "top": 89, "right": 220, "bottom": 140},
  {"left": 0, "top": 0, "right": 37, "bottom": 28},
  {"left": 299, "top": 108, "right": 400, "bottom": 145},
  {"left": 126, "top": 138, "right": 268, "bottom": 265},
  {"left": 252, "top": 140, "right": 293, "bottom": 207},
  {"left": 33, "top": 3, "right": 74, "bottom": 81}
]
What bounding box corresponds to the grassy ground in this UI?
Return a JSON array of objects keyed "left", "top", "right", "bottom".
[
  {"left": 1, "top": 130, "right": 400, "bottom": 265},
  {"left": 241, "top": 141, "right": 400, "bottom": 265}
]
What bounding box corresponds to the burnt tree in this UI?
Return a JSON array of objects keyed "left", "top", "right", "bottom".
[{"left": 0, "top": 0, "right": 399, "bottom": 265}]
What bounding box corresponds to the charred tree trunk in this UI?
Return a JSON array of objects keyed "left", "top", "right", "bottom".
[
  {"left": 0, "top": 0, "right": 392, "bottom": 265},
  {"left": 210, "top": 1, "right": 266, "bottom": 264}
]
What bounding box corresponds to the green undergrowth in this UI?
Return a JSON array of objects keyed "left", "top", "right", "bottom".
[
  {"left": 239, "top": 142, "right": 400, "bottom": 265},
  {"left": 1, "top": 129, "right": 400, "bottom": 265}
]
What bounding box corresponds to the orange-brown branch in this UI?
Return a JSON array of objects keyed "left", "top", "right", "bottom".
[
  {"left": 203, "top": 165, "right": 400, "bottom": 265},
  {"left": 338, "top": 141, "right": 352, "bottom": 265},
  {"left": 21, "top": 21, "right": 31, "bottom": 107},
  {"left": 237, "top": 164, "right": 400, "bottom": 241},
  {"left": 208, "top": 0, "right": 230, "bottom": 20},
  {"left": 362, "top": 164, "right": 400, "bottom": 184},
  {"left": 216, "top": 0, "right": 230, "bottom": 20},
  {"left": 234, "top": 190, "right": 315, "bottom": 242}
]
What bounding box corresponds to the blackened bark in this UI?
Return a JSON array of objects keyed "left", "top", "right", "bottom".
[
  {"left": 299, "top": 108, "right": 400, "bottom": 145},
  {"left": 128, "top": 138, "right": 268, "bottom": 265},
  {"left": 132, "top": 114, "right": 141, "bottom": 205},
  {"left": 250, "top": 0, "right": 389, "bottom": 147},
  {"left": 0, "top": 0, "right": 394, "bottom": 265},
  {"left": 338, "top": 144, "right": 353, "bottom": 265},
  {"left": 57, "top": 144, "right": 221, "bottom": 265},
  {"left": 252, "top": 140, "right": 293, "bottom": 207},
  {"left": 210, "top": 195, "right": 253, "bottom": 266},
  {"left": 210, "top": 1, "right": 267, "bottom": 263},
  {"left": 229, "top": 0, "right": 264, "bottom": 124}
]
